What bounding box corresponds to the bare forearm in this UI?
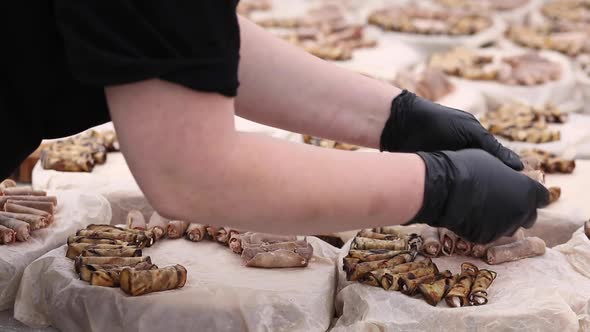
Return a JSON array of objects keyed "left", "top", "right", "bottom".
[
  {"left": 235, "top": 16, "right": 399, "bottom": 148},
  {"left": 160, "top": 133, "right": 424, "bottom": 235},
  {"left": 107, "top": 79, "right": 423, "bottom": 235}
]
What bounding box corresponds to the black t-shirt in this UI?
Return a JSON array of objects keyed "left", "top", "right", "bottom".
[{"left": 0, "top": 1, "right": 240, "bottom": 179}]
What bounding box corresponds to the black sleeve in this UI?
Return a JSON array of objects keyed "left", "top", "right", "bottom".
[
  {"left": 0, "top": 93, "right": 41, "bottom": 180},
  {"left": 54, "top": 0, "right": 240, "bottom": 97}
]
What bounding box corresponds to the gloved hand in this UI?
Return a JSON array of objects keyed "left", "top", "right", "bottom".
[
  {"left": 380, "top": 90, "right": 523, "bottom": 170},
  {"left": 411, "top": 149, "right": 550, "bottom": 244}
]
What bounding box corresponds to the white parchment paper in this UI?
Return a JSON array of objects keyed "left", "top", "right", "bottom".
[
  {"left": 333, "top": 240, "right": 590, "bottom": 331},
  {"left": 0, "top": 190, "right": 111, "bottom": 311},
  {"left": 14, "top": 237, "right": 339, "bottom": 332}
]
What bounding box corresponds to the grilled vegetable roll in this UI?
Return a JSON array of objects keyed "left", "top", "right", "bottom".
[
  {"left": 439, "top": 228, "right": 458, "bottom": 256},
  {"left": 419, "top": 274, "right": 459, "bottom": 306},
  {"left": 347, "top": 249, "right": 408, "bottom": 262},
  {"left": 167, "top": 220, "right": 189, "bottom": 239},
  {"left": 468, "top": 269, "right": 497, "bottom": 306},
  {"left": 357, "top": 229, "right": 400, "bottom": 240},
  {"left": 80, "top": 264, "right": 115, "bottom": 282},
  {"left": 385, "top": 264, "right": 439, "bottom": 292},
  {"left": 352, "top": 237, "right": 407, "bottom": 251},
  {"left": 0, "top": 179, "right": 17, "bottom": 190},
  {"left": 455, "top": 238, "right": 473, "bottom": 256},
  {"left": 215, "top": 227, "right": 239, "bottom": 245},
  {"left": 521, "top": 156, "right": 541, "bottom": 171},
  {"left": 249, "top": 232, "right": 298, "bottom": 244},
  {"left": 229, "top": 233, "right": 246, "bottom": 253},
  {"left": 141, "top": 229, "right": 156, "bottom": 247},
  {"left": 445, "top": 263, "right": 479, "bottom": 307},
  {"left": 67, "top": 235, "right": 126, "bottom": 246},
  {"left": 243, "top": 249, "right": 310, "bottom": 268},
  {"left": 85, "top": 225, "right": 153, "bottom": 247},
  {"left": 360, "top": 259, "right": 433, "bottom": 285},
  {"left": 0, "top": 215, "right": 30, "bottom": 241},
  {"left": 102, "top": 131, "right": 119, "bottom": 151},
  {"left": 75, "top": 256, "right": 151, "bottom": 273},
  {"left": 2, "top": 187, "right": 46, "bottom": 196},
  {"left": 185, "top": 223, "right": 208, "bottom": 242},
  {"left": 79, "top": 262, "right": 154, "bottom": 282},
  {"left": 548, "top": 186, "right": 561, "bottom": 204},
  {"left": 126, "top": 210, "right": 147, "bottom": 230},
  {"left": 90, "top": 262, "right": 158, "bottom": 287},
  {"left": 360, "top": 268, "right": 389, "bottom": 287},
  {"left": 206, "top": 226, "right": 219, "bottom": 239},
  {"left": 0, "top": 195, "right": 57, "bottom": 208},
  {"left": 0, "top": 224, "right": 16, "bottom": 244},
  {"left": 6, "top": 200, "right": 54, "bottom": 214},
  {"left": 407, "top": 233, "right": 423, "bottom": 252},
  {"left": 120, "top": 264, "right": 187, "bottom": 296},
  {"left": 147, "top": 212, "right": 169, "bottom": 240},
  {"left": 240, "top": 240, "right": 308, "bottom": 253},
  {"left": 486, "top": 237, "right": 546, "bottom": 265},
  {"left": 41, "top": 151, "right": 95, "bottom": 171},
  {"left": 419, "top": 225, "right": 441, "bottom": 257},
  {"left": 343, "top": 257, "right": 360, "bottom": 275},
  {"left": 82, "top": 246, "right": 142, "bottom": 257},
  {"left": 90, "top": 270, "right": 125, "bottom": 287},
  {"left": 347, "top": 253, "right": 414, "bottom": 281},
  {"left": 76, "top": 230, "right": 141, "bottom": 244},
  {"left": 86, "top": 224, "right": 124, "bottom": 232},
  {"left": 5, "top": 203, "right": 52, "bottom": 223},
  {"left": 229, "top": 232, "right": 298, "bottom": 254},
  {"left": 66, "top": 243, "right": 127, "bottom": 259},
  {"left": 399, "top": 270, "right": 451, "bottom": 295},
  {"left": 0, "top": 211, "right": 47, "bottom": 230},
  {"left": 378, "top": 226, "right": 407, "bottom": 238},
  {"left": 241, "top": 240, "right": 314, "bottom": 268},
  {"left": 471, "top": 228, "right": 525, "bottom": 258},
  {"left": 244, "top": 239, "right": 313, "bottom": 254},
  {"left": 523, "top": 170, "right": 545, "bottom": 183}
]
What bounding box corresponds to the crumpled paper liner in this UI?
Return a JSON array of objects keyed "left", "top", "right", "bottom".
[
  {"left": 555, "top": 226, "right": 590, "bottom": 279},
  {"left": 518, "top": 161, "right": 590, "bottom": 247},
  {"left": 450, "top": 49, "right": 576, "bottom": 108},
  {"left": 374, "top": 17, "right": 506, "bottom": 56},
  {"left": 0, "top": 190, "right": 111, "bottom": 311},
  {"left": 32, "top": 153, "right": 152, "bottom": 225},
  {"left": 14, "top": 237, "right": 339, "bottom": 332},
  {"left": 333, "top": 239, "right": 590, "bottom": 331}
]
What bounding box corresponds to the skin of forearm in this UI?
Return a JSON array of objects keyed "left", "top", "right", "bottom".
[
  {"left": 172, "top": 132, "right": 425, "bottom": 235},
  {"left": 107, "top": 80, "right": 424, "bottom": 235},
  {"left": 235, "top": 16, "right": 400, "bottom": 149}
]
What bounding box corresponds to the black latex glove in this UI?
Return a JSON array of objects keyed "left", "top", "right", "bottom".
[
  {"left": 380, "top": 90, "right": 524, "bottom": 171},
  {"left": 412, "top": 149, "right": 550, "bottom": 244}
]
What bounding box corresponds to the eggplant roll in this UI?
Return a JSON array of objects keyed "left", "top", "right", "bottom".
[
  {"left": 486, "top": 237, "right": 546, "bottom": 265},
  {"left": 120, "top": 265, "right": 187, "bottom": 296}
]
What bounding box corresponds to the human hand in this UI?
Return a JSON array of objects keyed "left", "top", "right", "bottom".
[
  {"left": 380, "top": 90, "right": 523, "bottom": 170},
  {"left": 411, "top": 149, "right": 549, "bottom": 244}
]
